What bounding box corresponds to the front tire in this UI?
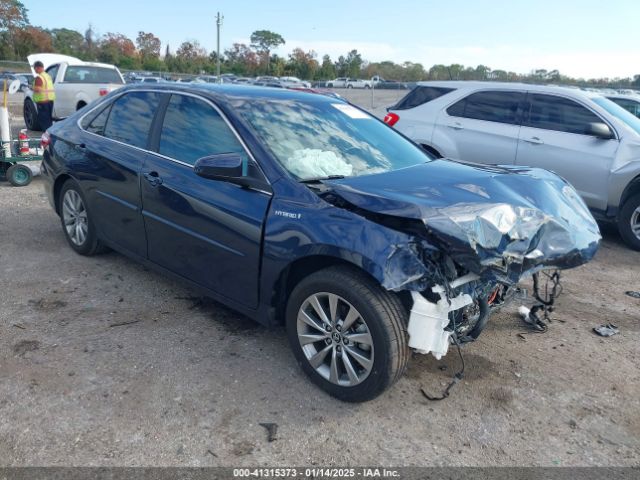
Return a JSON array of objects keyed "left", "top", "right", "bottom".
[
  {"left": 618, "top": 193, "right": 640, "bottom": 250},
  {"left": 58, "top": 179, "right": 105, "bottom": 255},
  {"left": 286, "top": 266, "right": 409, "bottom": 402},
  {"left": 24, "top": 99, "right": 41, "bottom": 131}
]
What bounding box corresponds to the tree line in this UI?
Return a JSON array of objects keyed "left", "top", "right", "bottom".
[{"left": 1, "top": 0, "right": 638, "bottom": 88}]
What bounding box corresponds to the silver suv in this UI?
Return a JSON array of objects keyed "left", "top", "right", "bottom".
[{"left": 385, "top": 81, "right": 640, "bottom": 249}]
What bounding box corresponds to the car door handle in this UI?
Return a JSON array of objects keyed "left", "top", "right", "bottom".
[
  {"left": 143, "top": 171, "right": 163, "bottom": 187},
  {"left": 448, "top": 122, "right": 464, "bottom": 130},
  {"left": 525, "top": 136, "right": 544, "bottom": 145}
]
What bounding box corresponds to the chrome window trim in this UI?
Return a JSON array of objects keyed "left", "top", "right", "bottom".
[{"left": 76, "top": 88, "right": 272, "bottom": 189}]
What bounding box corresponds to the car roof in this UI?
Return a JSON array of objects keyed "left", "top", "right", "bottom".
[
  {"left": 116, "top": 82, "right": 346, "bottom": 104},
  {"left": 606, "top": 93, "right": 640, "bottom": 101},
  {"left": 413, "top": 80, "right": 606, "bottom": 100}
]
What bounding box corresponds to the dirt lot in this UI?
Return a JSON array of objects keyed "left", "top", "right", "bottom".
[{"left": 0, "top": 89, "right": 639, "bottom": 467}]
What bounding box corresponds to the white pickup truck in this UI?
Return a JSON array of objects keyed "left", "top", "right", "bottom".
[
  {"left": 24, "top": 53, "right": 125, "bottom": 131},
  {"left": 345, "top": 78, "right": 372, "bottom": 89}
]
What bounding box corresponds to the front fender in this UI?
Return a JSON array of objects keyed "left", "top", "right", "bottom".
[{"left": 259, "top": 196, "right": 439, "bottom": 306}]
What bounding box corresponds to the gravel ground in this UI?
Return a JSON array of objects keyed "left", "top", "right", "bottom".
[{"left": 1, "top": 88, "right": 639, "bottom": 467}]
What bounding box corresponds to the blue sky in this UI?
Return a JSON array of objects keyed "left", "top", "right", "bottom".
[{"left": 25, "top": 0, "right": 640, "bottom": 79}]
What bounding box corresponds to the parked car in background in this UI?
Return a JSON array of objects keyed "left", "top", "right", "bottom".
[
  {"left": 371, "top": 76, "right": 407, "bottom": 90},
  {"left": 325, "top": 77, "right": 348, "bottom": 88},
  {"left": 280, "top": 76, "right": 311, "bottom": 88},
  {"left": 346, "top": 78, "right": 372, "bottom": 89},
  {"left": 24, "top": 53, "right": 124, "bottom": 130},
  {"left": 193, "top": 75, "right": 218, "bottom": 84},
  {"left": 252, "top": 80, "right": 284, "bottom": 88},
  {"left": 140, "top": 76, "right": 167, "bottom": 84},
  {"left": 255, "top": 76, "right": 279, "bottom": 83},
  {"left": 220, "top": 74, "right": 238, "bottom": 84},
  {"left": 385, "top": 81, "right": 640, "bottom": 249},
  {"left": 606, "top": 94, "right": 640, "bottom": 118},
  {"left": 41, "top": 83, "right": 599, "bottom": 401},
  {"left": 0, "top": 72, "right": 30, "bottom": 92}
]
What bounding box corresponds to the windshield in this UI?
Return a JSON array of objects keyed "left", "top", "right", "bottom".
[
  {"left": 592, "top": 96, "right": 640, "bottom": 135},
  {"left": 235, "top": 98, "right": 432, "bottom": 180}
]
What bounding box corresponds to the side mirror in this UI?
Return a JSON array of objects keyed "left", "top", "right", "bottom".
[
  {"left": 194, "top": 153, "right": 271, "bottom": 192},
  {"left": 588, "top": 122, "right": 614, "bottom": 139},
  {"left": 194, "top": 153, "right": 244, "bottom": 180}
]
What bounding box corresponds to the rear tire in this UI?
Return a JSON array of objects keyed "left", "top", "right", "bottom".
[
  {"left": 58, "top": 179, "right": 106, "bottom": 255},
  {"left": 286, "top": 266, "right": 409, "bottom": 402},
  {"left": 24, "top": 99, "right": 41, "bottom": 131},
  {"left": 618, "top": 193, "right": 640, "bottom": 250}
]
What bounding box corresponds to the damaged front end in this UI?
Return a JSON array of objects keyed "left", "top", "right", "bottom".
[{"left": 316, "top": 160, "right": 601, "bottom": 358}]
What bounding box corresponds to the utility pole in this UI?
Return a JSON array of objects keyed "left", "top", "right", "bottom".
[{"left": 216, "top": 12, "right": 224, "bottom": 82}]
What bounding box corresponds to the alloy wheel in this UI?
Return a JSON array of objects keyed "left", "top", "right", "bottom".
[
  {"left": 296, "top": 292, "right": 374, "bottom": 387},
  {"left": 631, "top": 206, "right": 640, "bottom": 241},
  {"left": 62, "top": 190, "right": 88, "bottom": 246}
]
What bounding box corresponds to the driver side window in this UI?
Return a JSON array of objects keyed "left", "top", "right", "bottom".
[
  {"left": 524, "top": 94, "right": 603, "bottom": 135},
  {"left": 159, "top": 94, "right": 249, "bottom": 169}
]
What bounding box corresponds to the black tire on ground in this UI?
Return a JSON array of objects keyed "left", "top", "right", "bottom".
[
  {"left": 6, "top": 163, "right": 32, "bottom": 187},
  {"left": 76, "top": 102, "right": 87, "bottom": 111},
  {"left": 285, "top": 266, "right": 409, "bottom": 402},
  {"left": 347, "top": 84, "right": 353, "bottom": 89},
  {"left": 365, "top": 85, "right": 370, "bottom": 89},
  {"left": 23, "top": 99, "right": 41, "bottom": 131},
  {"left": 58, "top": 179, "right": 107, "bottom": 256},
  {"left": 618, "top": 193, "right": 640, "bottom": 251}
]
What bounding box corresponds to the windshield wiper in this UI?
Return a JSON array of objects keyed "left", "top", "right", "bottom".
[{"left": 299, "top": 175, "right": 346, "bottom": 183}]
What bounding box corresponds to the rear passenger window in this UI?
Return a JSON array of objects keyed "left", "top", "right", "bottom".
[
  {"left": 447, "top": 91, "right": 524, "bottom": 124},
  {"left": 103, "top": 92, "right": 161, "bottom": 148},
  {"left": 84, "top": 104, "right": 112, "bottom": 135},
  {"left": 159, "top": 94, "right": 247, "bottom": 166},
  {"left": 525, "top": 94, "right": 602, "bottom": 135},
  {"left": 393, "top": 86, "right": 455, "bottom": 110}
]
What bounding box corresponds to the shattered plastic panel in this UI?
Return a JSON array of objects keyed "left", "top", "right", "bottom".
[{"left": 320, "top": 159, "right": 601, "bottom": 288}]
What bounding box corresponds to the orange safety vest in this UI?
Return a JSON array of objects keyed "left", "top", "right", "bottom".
[{"left": 33, "top": 72, "right": 56, "bottom": 103}]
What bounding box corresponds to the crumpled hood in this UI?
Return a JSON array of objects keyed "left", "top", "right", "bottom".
[{"left": 323, "top": 160, "right": 601, "bottom": 285}]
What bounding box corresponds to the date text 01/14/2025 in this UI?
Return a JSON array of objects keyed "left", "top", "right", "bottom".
[{"left": 232, "top": 467, "right": 400, "bottom": 478}]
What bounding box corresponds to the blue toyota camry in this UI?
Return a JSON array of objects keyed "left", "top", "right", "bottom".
[{"left": 41, "top": 83, "right": 600, "bottom": 401}]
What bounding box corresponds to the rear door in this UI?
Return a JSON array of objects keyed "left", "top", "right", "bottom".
[
  {"left": 52, "top": 64, "right": 74, "bottom": 118},
  {"left": 79, "top": 90, "right": 163, "bottom": 257},
  {"left": 140, "top": 93, "right": 272, "bottom": 308},
  {"left": 433, "top": 90, "right": 525, "bottom": 164},
  {"left": 516, "top": 93, "right": 619, "bottom": 210}
]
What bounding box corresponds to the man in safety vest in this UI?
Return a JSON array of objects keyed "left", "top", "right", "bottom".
[{"left": 32, "top": 61, "right": 56, "bottom": 130}]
